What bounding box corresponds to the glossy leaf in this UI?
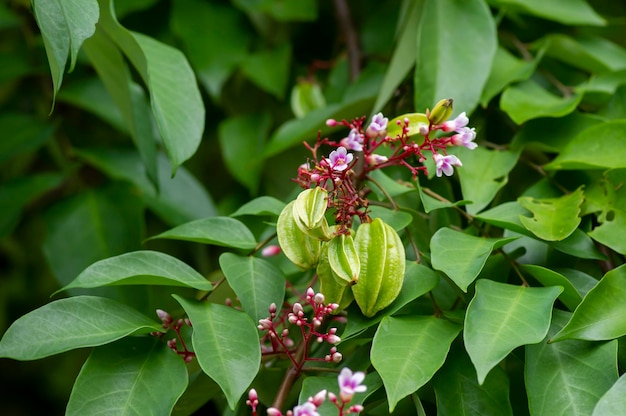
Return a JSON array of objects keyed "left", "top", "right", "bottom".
[
  {"left": 551, "top": 264, "right": 626, "bottom": 342},
  {"left": 341, "top": 262, "right": 440, "bottom": 340},
  {"left": 488, "top": 0, "right": 605, "bottom": 26},
  {"left": 456, "top": 146, "right": 520, "bottom": 215},
  {"left": 545, "top": 120, "right": 626, "bottom": 170},
  {"left": 500, "top": 79, "right": 582, "bottom": 125},
  {"left": 526, "top": 310, "right": 618, "bottom": 416},
  {"left": 230, "top": 196, "right": 285, "bottom": 217},
  {"left": 0, "top": 296, "right": 161, "bottom": 360},
  {"left": 541, "top": 34, "right": 626, "bottom": 73},
  {"left": 518, "top": 187, "right": 583, "bottom": 241},
  {"left": 521, "top": 264, "right": 582, "bottom": 311},
  {"left": 464, "top": 280, "right": 562, "bottom": 384},
  {"left": 433, "top": 344, "right": 513, "bottom": 416},
  {"left": 371, "top": 315, "right": 461, "bottom": 412},
  {"left": 59, "top": 251, "right": 213, "bottom": 293},
  {"left": 66, "top": 337, "right": 187, "bottom": 416},
  {"left": 414, "top": 0, "right": 497, "bottom": 116},
  {"left": 32, "top": 0, "right": 99, "bottom": 99},
  {"left": 431, "top": 228, "right": 517, "bottom": 292},
  {"left": 173, "top": 296, "right": 260, "bottom": 410},
  {"left": 219, "top": 253, "right": 286, "bottom": 323},
  {"left": 593, "top": 374, "right": 626, "bottom": 416},
  {"left": 149, "top": 217, "right": 257, "bottom": 250}
]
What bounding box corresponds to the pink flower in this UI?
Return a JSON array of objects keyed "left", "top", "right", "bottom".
[
  {"left": 291, "top": 402, "right": 319, "bottom": 416},
  {"left": 441, "top": 112, "right": 469, "bottom": 132},
  {"left": 450, "top": 127, "right": 477, "bottom": 150},
  {"left": 365, "top": 153, "right": 388, "bottom": 166},
  {"left": 325, "top": 146, "right": 353, "bottom": 171},
  {"left": 366, "top": 112, "right": 388, "bottom": 138},
  {"left": 338, "top": 367, "right": 367, "bottom": 402},
  {"left": 340, "top": 129, "right": 363, "bottom": 151},
  {"left": 262, "top": 245, "right": 282, "bottom": 257},
  {"left": 433, "top": 153, "right": 462, "bottom": 177}
]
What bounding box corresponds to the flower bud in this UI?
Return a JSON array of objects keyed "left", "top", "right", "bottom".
[
  {"left": 277, "top": 201, "right": 321, "bottom": 269},
  {"left": 428, "top": 98, "right": 454, "bottom": 125}
]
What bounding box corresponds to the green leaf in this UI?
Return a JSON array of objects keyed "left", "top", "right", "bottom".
[
  {"left": 0, "top": 296, "right": 161, "bottom": 360},
  {"left": 500, "top": 79, "right": 583, "bottom": 125},
  {"left": 230, "top": 196, "right": 285, "bottom": 217},
  {"left": 368, "top": 169, "right": 417, "bottom": 200},
  {"left": 66, "top": 337, "right": 187, "bottom": 416},
  {"left": 416, "top": 179, "right": 471, "bottom": 213},
  {"left": 593, "top": 374, "right": 626, "bottom": 416},
  {"left": 414, "top": 0, "right": 497, "bottom": 116},
  {"left": 59, "top": 251, "right": 213, "bottom": 293},
  {"left": 526, "top": 310, "right": 618, "bottom": 416},
  {"left": 520, "top": 264, "right": 583, "bottom": 311},
  {"left": 464, "top": 280, "right": 562, "bottom": 384},
  {"left": 149, "top": 217, "right": 257, "bottom": 250},
  {"left": 291, "top": 80, "right": 326, "bottom": 118},
  {"left": 259, "top": 0, "right": 317, "bottom": 21},
  {"left": 219, "top": 253, "right": 286, "bottom": 322},
  {"left": 546, "top": 120, "right": 626, "bottom": 170},
  {"left": 98, "top": 0, "right": 204, "bottom": 175},
  {"left": 341, "top": 262, "right": 440, "bottom": 341},
  {"left": 487, "top": 0, "right": 606, "bottom": 26},
  {"left": 517, "top": 187, "right": 583, "bottom": 241},
  {"left": 456, "top": 146, "right": 520, "bottom": 215},
  {"left": 540, "top": 34, "right": 626, "bottom": 73},
  {"left": 551, "top": 264, "right": 626, "bottom": 342},
  {"left": 0, "top": 113, "right": 55, "bottom": 163},
  {"left": 218, "top": 113, "right": 271, "bottom": 193},
  {"left": 241, "top": 43, "right": 291, "bottom": 99},
  {"left": 171, "top": 0, "right": 250, "bottom": 98},
  {"left": 371, "top": 315, "right": 461, "bottom": 412},
  {"left": 480, "top": 46, "right": 539, "bottom": 107},
  {"left": 367, "top": 206, "right": 414, "bottom": 231},
  {"left": 431, "top": 228, "right": 517, "bottom": 292},
  {"left": 32, "top": 0, "right": 99, "bottom": 100},
  {"left": 433, "top": 343, "right": 513, "bottom": 416},
  {"left": 173, "top": 296, "right": 260, "bottom": 410}
]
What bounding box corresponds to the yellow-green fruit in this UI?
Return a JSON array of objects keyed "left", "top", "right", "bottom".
[
  {"left": 292, "top": 187, "right": 331, "bottom": 241},
  {"left": 428, "top": 98, "right": 454, "bottom": 125},
  {"left": 277, "top": 201, "right": 321, "bottom": 269},
  {"left": 352, "top": 218, "right": 406, "bottom": 317},
  {"left": 328, "top": 233, "right": 360, "bottom": 285},
  {"left": 317, "top": 243, "right": 354, "bottom": 311}
]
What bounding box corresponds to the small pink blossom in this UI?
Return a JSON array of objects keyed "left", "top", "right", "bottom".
[
  {"left": 365, "top": 153, "right": 388, "bottom": 166},
  {"left": 291, "top": 402, "right": 320, "bottom": 416},
  {"left": 441, "top": 112, "right": 469, "bottom": 132},
  {"left": 309, "top": 389, "right": 327, "bottom": 407},
  {"left": 450, "top": 127, "right": 477, "bottom": 150},
  {"left": 338, "top": 367, "right": 367, "bottom": 402},
  {"left": 433, "top": 153, "right": 462, "bottom": 177},
  {"left": 340, "top": 129, "right": 364, "bottom": 151},
  {"left": 325, "top": 146, "right": 353, "bottom": 171},
  {"left": 366, "top": 112, "right": 388, "bottom": 138},
  {"left": 267, "top": 408, "right": 283, "bottom": 416},
  {"left": 262, "top": 245, "right": 282, "bottom": 257}
]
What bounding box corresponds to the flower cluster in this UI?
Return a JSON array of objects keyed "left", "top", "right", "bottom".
[
  {"left": 295, "top": 99, "right": 477, "bottom": 230},
  {"left": 257, "top": 288, "right": 342, "bottom": 369},
  {"left": 253, "top": 368, "right": 366, "bottom": 416},
  {"left": 151, "top": 309, "right": 194, "bottom": 363}
]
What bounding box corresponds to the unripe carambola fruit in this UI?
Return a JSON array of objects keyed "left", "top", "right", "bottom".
[
  {"left": 327, "top": 233, "right": 360, "bottom": 285},
  {"left": 317, "top": 243, "right": 354, "bottom": 311},
  {"left": 277, "top": 200, "right": 321, "bottom": 269},
  {"left": 292, "top": 187, "right": 331, "bottom": 241},
  {"left": 352, "top": 218, "right": 405, "bottom": 317},
  {"left": 428, "top": 98, "right": 454, "bottom": 125}
]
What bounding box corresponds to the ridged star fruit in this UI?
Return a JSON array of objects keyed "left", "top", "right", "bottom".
[
  {"left": 292, "top": 187, "right": 331, "bottom": 241},
  {"left": 277, "top": 200, "right": 321, "bottom": 269},
  {"left": 327, "top": 233, "right": 360, "bottom": 285},
  {"left": 316, "top": 243, "right": 354, "bottom": 311}
]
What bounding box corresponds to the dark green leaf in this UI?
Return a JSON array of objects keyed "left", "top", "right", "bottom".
[
  {"left": 0, "top": 113, "right": 55, "bottom": 163},
  {"left": 150, "top": 217, "right": 257, "bottom": 250},
  {"left": 521, "top": 264, "right": 582, "bottom": 311},
  {"left": 241, "top": 44, "right": 291, "bottom": 99},
  {"left": 0, "top": 296, "right": 161, "bottom": 360},
  {"left": 66, "top": 337, "right": 187, "bottom": 416},
  {"left": 481, "top": 46, "right": 539, "bottom": 107}
]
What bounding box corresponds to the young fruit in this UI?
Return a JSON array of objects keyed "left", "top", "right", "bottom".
[{"left": 276, "top": 201, "right": 321, "bottom": 270}]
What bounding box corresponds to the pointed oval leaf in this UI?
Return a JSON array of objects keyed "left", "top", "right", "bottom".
[
  {"left": 371, "top": 315, "right": 461, "bottom": 412},
  {"left": 431, "top": 228, "right": 518, "bottom": 292},
  {"left": 59, "top": 251, "right": 213, "bottom": 293},
  {"left": 518, "top": 187, "right": 583, "bottom": 241},
  {"left": 149, "top": 217, "right": 257, "bottom": 250},
  {"left": 464, "top": 280, "right": 562, "bottom": 384},
  {"left": 219, "top": 253, "right": 286, "bottom": 323},
  {"left": 488, "top": 0, "right": 605, "bottom": 25},
  {"left": 526, "top": 310, "right": 618, "bottom": 416},
  {"left": 593, "top": 374, "right": 626, "bottom": 416},
  {"left": 230, "top": 196, "right": 285, "bottom": 217},
  {"left": 0, "top": 296, "right": 161, "bottom": 360},
  {"left": 66, "top": 337, "right": 187, "bottom": 416},
  {"left": 551, "top": 264, "right": 626, "bottom": 342},
  {"left": 521, "top": 264, "right": 583, "bottom": 311},
  {"left": 173, "top": 296, "right": 260, "bottom": 410}
]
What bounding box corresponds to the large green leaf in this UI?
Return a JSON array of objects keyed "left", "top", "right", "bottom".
[
  {"left": 59, "top": 251, "right": 213, "bottom": 293},
  {"left": 230, "top": 196, "right": 285, "bottom": 217},
  {"left": 431, "top": 228, "right": 517, "bottom": 292},
  {"left": 526, "top": 310, "right": 618, "bottom": 416},
  {"left": 521, "top": 264, "right": 582, "bottom": 311},
  {"left": 371, "top": 315, "right": 461, "bottom": 412},
  {"left": 456, "top": 146, "right": 520, "bottom": 215},
  {"left": 433, "top": 343, "right": 513, "bottom": 416},
  {"left": 66, "top": 337, "right": 187, "bottom": 415},
  {"left": 540, "top": 34, "right": 626, "bottom": 73},
  {"left": 98, "top": 0, "right": 204, "bottom": 174},
  {"left": 464, "top": 280, "right": 562, "bottom": 384},
  {"left": 341, "top": 262, "right": 440, "bottom": 340},
  {"left": 585, "top": 170, "right": 626, "bottom": 254},
  {"left": 0, "top": 296, "right": 161, "bottom": 360},
  {"left": 414, "top": 0, "right": 497, "bottom": 115},
  {"left": 173, "top": 296, "right": 260, "bottom": 410},
  {"left": 487, "top": 0, "right": 605, "bottom": 25},
  {"left": 32, "top": 0, "right": 99, "bottom": 100},
  {"left": 480, "top": 46, "right": 539, "bottom": 107},
  {"left": 551, "top": 264, "right": 626, "bottom": 342},
  {"left": 545, "top": 121, "right": 626, "bottom": 170},
  {"left": 219, "top": 253, "right": 286, "bottom": 323},
  {"left": 149, "top": 217, "right": 257, "bottom": 250},
  {"left": 500, "top": 79, "right": 582, "bottom": 125},
  {"left": 593, "top": 374, "right": 626, "bottom": 416},
  {"left": 518, "top": 187, "right": 583, "bottom": 241}
]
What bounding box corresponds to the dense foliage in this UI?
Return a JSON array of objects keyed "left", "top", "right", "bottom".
[{"left": 1, "top": 0, "right": 626, "bottom": 414}]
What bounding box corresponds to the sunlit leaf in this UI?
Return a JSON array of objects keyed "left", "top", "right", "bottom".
[{"left": 593, "top": 374, "right": 626, "bottom": 416}]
